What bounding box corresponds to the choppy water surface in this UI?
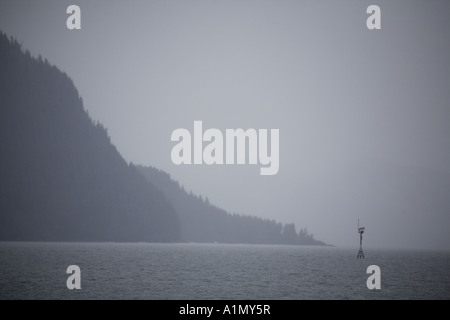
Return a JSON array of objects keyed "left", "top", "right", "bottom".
[{"left": 0, "top": 242, "right": 449, "bottom": 299}]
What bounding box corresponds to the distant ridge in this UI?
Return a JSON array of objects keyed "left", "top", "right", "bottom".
[
  {"left": 0, "top": 31, "right": 326, "bottom": 246},
  {"left": 137, "top": 165, "right": 327, "bottom": 245}
]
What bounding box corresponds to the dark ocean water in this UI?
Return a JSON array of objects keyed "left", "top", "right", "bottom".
[{"left": 0, "top": 242, "right": 449, "bottom": 299}]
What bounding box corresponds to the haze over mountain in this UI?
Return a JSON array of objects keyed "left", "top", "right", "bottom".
[
  {"left": 138, "top": 165, "right": 325, "bottom": 245},
  {"left": 0, "top": 32, "right": 324, "bottom": 245},
  {"left": 1, "top": 1, "right": 448, "bottom": 250},
  {"left": 0, "top": 32, "right": 181, "bottom": 241}
]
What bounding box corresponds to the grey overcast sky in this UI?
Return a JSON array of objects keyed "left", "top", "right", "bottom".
[{"left": 1, "top": 0, "right": 449, "bottom": 250}]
